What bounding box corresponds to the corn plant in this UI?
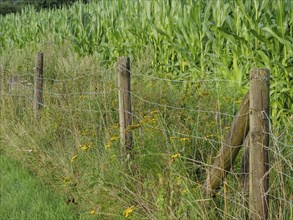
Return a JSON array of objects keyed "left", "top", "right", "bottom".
[{"left": 0, "top": 0, "right": 292, "bottom": 128}]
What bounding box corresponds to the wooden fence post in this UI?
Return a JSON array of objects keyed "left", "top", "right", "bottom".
[
  {"left": 117, "top": 57, "right": 133, "bottom": 158},
  {"left": 203, "top": 92, "right": 249, "bottom": 195},
  {"left": 249, "top": 68, "right": 270, "bottom": 220},
  {"left": 34, "top": 52, "right": 44, "bottom": 121}
]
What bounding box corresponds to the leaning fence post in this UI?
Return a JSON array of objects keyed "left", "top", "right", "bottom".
[
  {"left": 249, "top": 68, "right": 270, "bottom": 220},
  {"left": 203, "top": 92, "right": 249, "bottom": 195},
  {"left": 34, "top": 52, "right": 44, "bottom": 121},
  {"left": 117, "top": 57, "right": 133, "bottom": 158}
]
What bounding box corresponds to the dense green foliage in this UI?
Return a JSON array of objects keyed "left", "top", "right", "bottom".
[
  {"left": 0, "top": 0, "right": 292, "bottom": 219},
  {"left": 1, "top": 43, "right": 292, "bottom": 219},
  {"left": 0, "top": 0, "right": 86, "bottom": 15},
  {"left": 0, "top": 0, "right": 292, "bottom": 127},
  {"left": 0, "top": 1, "right": 20, "bottom": 15}
]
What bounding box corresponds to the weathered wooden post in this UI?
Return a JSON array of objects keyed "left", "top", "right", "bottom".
[
  {"left": 249, "top": 68, "right": 270, "bottom": 220},
  {"left": 34, "top": 52, "right": 44, "bottom": 121},
  {"left": 117, "top": 57, "right": 133, "bottom": 158},
  {"left": 203, "top": 92, "right": 249, "bottom": 195}
]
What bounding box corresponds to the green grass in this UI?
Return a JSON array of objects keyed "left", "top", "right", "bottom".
[
  {"left": 0, "top": 44, "right": 292, "bottom": 219},
  {"left": 0, "top": 154, "right": 77, "bottom": 220},
  {"left": 0, "top": 0, "right": 292, "bottom": 219}
]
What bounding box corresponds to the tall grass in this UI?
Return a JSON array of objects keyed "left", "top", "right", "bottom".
[
  {"left": 0, "top": 0, "right": 292, "bottom": 219},
  {"left": 1, "top": 43, "right": 292, "bottom": 219}
]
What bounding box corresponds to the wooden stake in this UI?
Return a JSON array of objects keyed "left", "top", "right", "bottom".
[
  {"left": 117, "top": 57, "right": 133, "bottom": 158},
  {"left": 249, "top": 68, "right": 270, "bottom": 220},
  {"left": 34, "top": 52, "right": 44, "bottom": 121},
  {"left": 203, "top": 92, "right": 249, "bottom": 195}
]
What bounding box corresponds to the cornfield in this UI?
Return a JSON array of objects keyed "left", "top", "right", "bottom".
[
  {"left": 1, "top": 0, "right": 292, "bottom": 127},
  {"left": 0, "top": 1, "right": 292, "bottom": 219}
]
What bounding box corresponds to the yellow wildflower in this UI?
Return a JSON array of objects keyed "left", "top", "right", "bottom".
[
  {"left": 205, "top": 134, "right": 214, "bottom": 138},
  {"left": 105, "top": 136, "right": 119, "bottom": 149},
  {"left": 182, "top": 189, "right": 188, "bottom": 194},
  {"left": 169, "top": 136, "right": 177, "bottom": 141},
  {"left": 78, "top": 144, "right": 88, "bottom": 151},
  {"left": 234, "top": 99, "right": 242, "bottom": 104},
  {"left": 81, "top": 131, "right": 87, "bottom": 136},
  {"left": 141, "top": 114, "right": 158, "bottom": 124},
  {"left": 125, "top": 124, "right": 140, "bottom": 132},
  {"left": 105, "top": 142, "right": 112, "bottom": 149},
  {"left": 171, "top": 153, "right": 181, "bottom": 161},
  {"left": 150, "top": 118, "right": 158, "bottom": 123},
  {"left": 180, "top": 137, "right": 190, "bottom": 142},
  {"left": 110, "top": 136, "right": 119, "bottom": 142},
  {"left": 89, "top": 210, "right": 95, "bottom": 215},
  {"left": 112, "top": 124, "right": 119, "bottom": 129},
  {"left": 63, "top": 176, "right": 70, "bottom": 184},
  {"left": 143, "top": 115, "right": 152, "bottom": 120},
  {"left": 78, "top": 143, "right": 93, "bottom": 151},
  {"left": 71, "top": 155, "right": 78, "bottom": 163},
  {"left": 141, "top": 116, "right": 151, "bottom": 123},
  {"left": 199, "top": 91, "right": 210, "bottom": 97},
  {"left": 150, "top": 110, "right": 159, "bottom": 115},
  {"left": 176, "top": 176, "right": 181, "bottom": 185},
  {"left": 158, "top": 175, "right": 165, "bottom": 185},
  {"left": 123, "top": 206, "right": 135, "bottom": 218}
]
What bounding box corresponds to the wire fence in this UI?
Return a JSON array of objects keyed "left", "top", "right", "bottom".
[
  {"left": 0, "top": 55, "right": 292, "bottom": 219},
  {"left": 1, "top": 58, "right": 292, "bottom": 156}
]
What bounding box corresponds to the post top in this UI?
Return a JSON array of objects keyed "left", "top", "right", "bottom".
[
  {"left": 117, "top": 57, "right": 130, "bottom": 73},
  {"left": 117, "top": 56, "right": 130, "bottom": 62},
  {"left": 250, "top": 68, "right": 270, "bottom": 82}
]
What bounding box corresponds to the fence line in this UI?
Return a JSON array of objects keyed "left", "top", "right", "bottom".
[
  {"left": 127, "top": 111, "right": 244, "bottom": 150},
  {"left": 1, "top": 54, "right": 292, "bottom": 219},
  {"left": 41, "top": 90, "right": 116, "bottom": 97},
  {"left": 131, "top": 71, "right": 243, "bottom": 84},
  {"left": 4, "top": 71, "right": 289, "bottom": 153},
  {"left": 120, "top": 64, "right": 243, "bottom": 84},
  {"left": 129, "top": 91, "right": 237, "bottom": 118},
  {"left": 39, "top": 69, "right": 116, "bottom": 82}
]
